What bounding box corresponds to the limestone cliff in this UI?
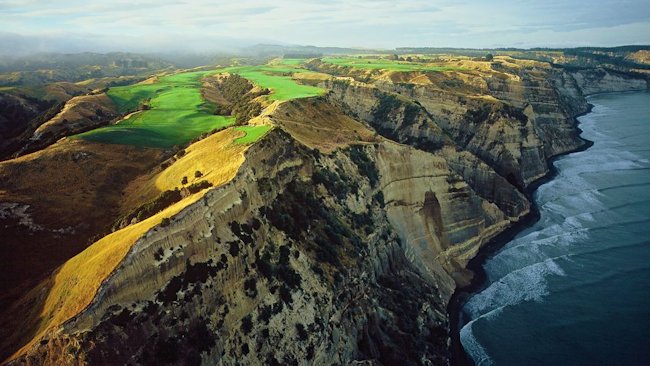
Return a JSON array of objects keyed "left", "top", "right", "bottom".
[
  {"left": 6, "top": 57, "right": 650, "bottom": 366},
  {"left": 14, "top": 128, "right": 522, "bottom": 365},
  {"left": 571, "top": 68, "right": 649, "bottom": 95}
]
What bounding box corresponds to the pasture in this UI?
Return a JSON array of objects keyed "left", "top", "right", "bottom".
[
  {"left": 321, "top": 57, "right": 461, "bottom": 72},
  {"left": 77, "top": 71, "right": 235, "bottom": 148}
]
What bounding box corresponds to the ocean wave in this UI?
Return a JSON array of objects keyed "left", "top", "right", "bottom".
[
  {"left": 464, "top": 258, "right": 565, "bottom": 319},
  {"left": 460, "top": 314, "right": 501, "bottom": 366}
]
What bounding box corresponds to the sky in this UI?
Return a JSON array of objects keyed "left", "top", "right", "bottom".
[{"left": 1, "top": 0, "right": 649, "bottom": 54}]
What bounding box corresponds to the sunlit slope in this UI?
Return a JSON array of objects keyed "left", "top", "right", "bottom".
[
  {"left": 76, "top": 71, "right": 236, "bottom": 148},
  {"left": 131, "top": 126, "right": 273, "bottom": 202},
  {"left": 7, "top": 127, "right": 261, "bottom": 362}
]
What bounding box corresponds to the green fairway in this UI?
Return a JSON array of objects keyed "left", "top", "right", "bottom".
[
  {"left": 233, "top": 125, "right": 273, "bottom": 144},
  {"left": 322, "top": 57, "right": 461, "bottom": 72},
  {"left": 75, "top": 64, "right": 323, "bottom": 148},
  {"left": 76, "top": 71, "right": 236, "bottom": 148},
  {"left": 277, "top": 58, "right": 306, "bottom": 66},
  {"left": 223, "top": 65, "right": 325, "bottom": 101}
]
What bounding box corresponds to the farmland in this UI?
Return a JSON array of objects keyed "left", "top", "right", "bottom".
[
  {"left": 321, "top": 57, "right": 461, "bottom": 72},
  {"left": 75, "top": 64, "right": 323, "bottom": 148},
  {"left": 223, "top": 65, "right": 325, "bottom": 101},
  {"left": 77, "top": 71, "right": 235, "bottom": 148}
]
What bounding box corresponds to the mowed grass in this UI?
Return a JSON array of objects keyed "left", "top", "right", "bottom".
[
  {"left": 233, "top": 125, "right": 273, "bottom": 144},
  {"left": 278, "top": 58, "right": 306, "bottom": 66},
  {"left": 322, "top": 57, "right": 462, "bottom": 72},
  {"left": 76, "top": 71, "right": 236, "bottom": 148},
  {"left": 75, "top": 64, "right": 323, "bottom": 147},
  {"left": 223, "top": 65, "right": 325, "bottom": 101}
]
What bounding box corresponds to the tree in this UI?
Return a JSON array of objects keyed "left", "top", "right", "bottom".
[{"left": 485, "top": 53, "right": 494, "bottom": 61}]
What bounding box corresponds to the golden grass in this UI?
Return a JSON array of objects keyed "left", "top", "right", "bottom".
[
  {"left": 271, "top": 99, "right": 377, "bottom": 152},
  {"left": 155, "top": 128, "right": 249, "bottom": 191},
  {"left": 6, "top": 127, "right": 256, "bottom": 362},
  {"left": 9, "top": 191, "right": 202, "bottom": 361}
]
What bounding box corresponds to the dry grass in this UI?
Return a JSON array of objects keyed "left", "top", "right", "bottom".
[
  {"left": 271, "top": 98, "right": 377, "bottom": 152},
  {"left": 4, "top": 126, "right": 256, "bottom": 363},
  {"left": 155, "top": 128, "right": 249, "bottom": 191},
  {"left": 33, "top": 93, "right": 116, "bottom": 137}
]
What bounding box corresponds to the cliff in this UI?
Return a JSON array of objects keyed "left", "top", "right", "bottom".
[{"left": 4, "top": 57, "right": 649, "bottom": 366}]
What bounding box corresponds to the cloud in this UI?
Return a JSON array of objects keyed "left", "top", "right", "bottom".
[{"left": 0, "top": 0, "right": 648, "bottom": 52}]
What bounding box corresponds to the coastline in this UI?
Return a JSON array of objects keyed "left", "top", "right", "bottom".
[{"left": 447, "top": 102, "right": 596, "bottom": 366}]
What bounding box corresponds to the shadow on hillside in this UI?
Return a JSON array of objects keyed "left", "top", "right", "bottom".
[{"left": 0, "top": 267, "right": 56, "bottom": 363}]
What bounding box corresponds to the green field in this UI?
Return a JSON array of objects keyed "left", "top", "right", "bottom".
[
  {"left": 233, "top": 125, "right": 273, "bottom": 144},
  {"left": 322, "top": 57, "right": 461, "bottom": 72},
  {"left": 76, "top": 63, "right": 323, "bottom": 148},
  {"left": 77, "top": 71, "right": 236, "bottom": 148},
  {"left": 277, "top": 58, "right": 306, "bottom": 66},
  {"left": 224, "top": 65, "right": 325, "bottom": 101}
]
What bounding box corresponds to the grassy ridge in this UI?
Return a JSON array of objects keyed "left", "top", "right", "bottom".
[
  {"left": 76, "top": 64, "right": 323, "bottom": 148},
  {"left": 322, "top": 57, "right": 461, "bottom": 72},
  {"left": 224, "top": 65, "right": 325, "bottom": 101},
  {"left": 76, "top": 71, "right": 236, "bottom": 148},
  {"left": 233, "top": 125, "right": 273, "bottom": 144}
]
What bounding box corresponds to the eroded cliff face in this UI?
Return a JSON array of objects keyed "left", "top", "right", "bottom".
[
  {"left": 8, "top": 58, "right": 649, "bottom": 366},
  {"left": 14, "top": 122, "right": 527, "bottom": 365},
  {"left": 571, "top": 68, "right": 649, "bottom": 95}
]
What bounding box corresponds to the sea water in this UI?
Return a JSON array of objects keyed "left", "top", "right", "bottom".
[{"left": 459, "top": 91, "right": 650, "bottom": 366}]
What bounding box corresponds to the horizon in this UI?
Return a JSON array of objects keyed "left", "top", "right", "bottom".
[{"left": 1, "top": 0, "right": 650, "bottom": 55}]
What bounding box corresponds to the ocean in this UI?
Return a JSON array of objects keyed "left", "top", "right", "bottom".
[{"left": 459, "top": 91, "right": 650, "bottom": 365}]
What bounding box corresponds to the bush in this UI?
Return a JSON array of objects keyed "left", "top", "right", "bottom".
[
  {"left": 187, "top": 180, "right": 212, "bottom": 194},
  {"left": 114, "top": 189, "right": 182, "bottom": 229},
  {"left": 244, "top": 277, "right": 257, "bottom": 298},
  {"left": 372, "top": 92, "right": 401, "bottom": 122},
  {"left": 229, "top": 241, "right": 240, "bottom": 257},
  {"left": 194, "top": 170, "right": 203, "bottom": 178},
  {"left": 348, "top": 146, "right": 379, "bottom": 187},
  {"left": 241, "top": 314, "right": 253, "bottom": 335},
  {"left": 295, "top": 323, "right": 308, "bottom": 341}
]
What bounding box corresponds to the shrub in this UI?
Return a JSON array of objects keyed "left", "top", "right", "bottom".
[
  {"left": 348, "top": 146, "right": 379, "bottom": 187},
  {"left": 244, "top": 277, "right": 257, "bottom": 298},
  {"left": 229, "top": 241, "right": 240, "bottom": 256},
  {"left": 187, "top": 180, "right": 212, "bottom": 194},
  {"left": 114, "top": 188, "right": 182, "bottom": 230},
  {"left": 295, "top": 323, "right": 308, "bottom": 341},
  {"left": 241, "top": 314, "right": 253, "bottom": 335}
]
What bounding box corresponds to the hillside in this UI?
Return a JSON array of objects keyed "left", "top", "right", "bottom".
[{"left": 0, "top": 51, "right": 648, "bottom": 365}]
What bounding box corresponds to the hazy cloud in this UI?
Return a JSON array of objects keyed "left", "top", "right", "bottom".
[{"left": 0, "top": 0, "right": 648, "bottom": 53}]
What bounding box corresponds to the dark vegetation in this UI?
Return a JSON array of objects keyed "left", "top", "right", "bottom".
[
  {"left": 213, "top": 74, "right": 270, "bottom": 124},
  {"left": 312, "top": 167, "right": 359, "bottom": 200},
  {"left": 262, "top": 178, "right": 363, "bottom": 270},
  {"left": 464, "top": 102, "right": 527, "bottom": 125},
  {"left": 114, "top": 188, "right": 182, "bottom": 230},
  {"left": 348, "top": 146, "right": 379, "bottom": 187},
  {"left": 156, "top": 258, "right": 227, "bottom": 304},
  {"left": 113, "top": 180, "right": 213, "bottom": 230},
  {"left": 0, "top": 96, "right": 61, "bottom": 159},
  {"left": 356, "top": 269, "right": 449, "bottom": 366},
  {"left": 368, "top": 91, "right": 445, "bottom": 152}
]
